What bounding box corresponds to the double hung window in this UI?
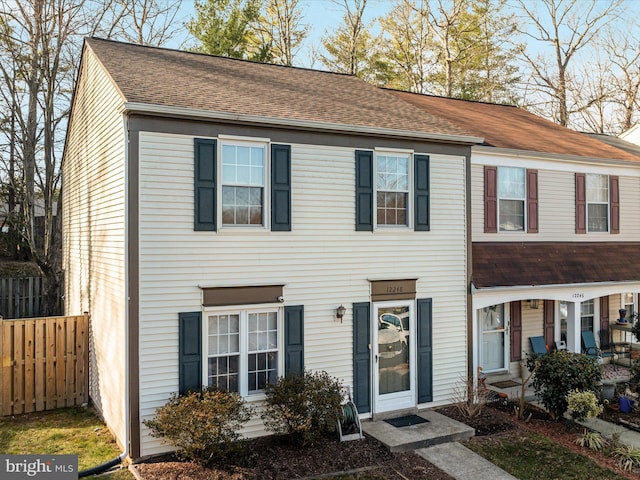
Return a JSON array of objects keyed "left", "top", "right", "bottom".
[
  {"left": 221, "top": 143, "right": 266, "bottom": 226},
  {"left": 586, "top": 174, "right": 609, "bottom": 233},
  {"left": 498, "top": 166, "right": 525, "bottom": 231},
  {"left": 206, "top": 308, "right": 280, "bottom": 395},
  {"left": 581, "top": 300, "right": 595, "bottom": 333},
  {"left": 376, "top": 153, "right": 410, "bottom": 226}
]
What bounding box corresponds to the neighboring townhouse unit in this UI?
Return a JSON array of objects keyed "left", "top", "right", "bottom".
[
  {"left": 62, "top": 38, "right": 483, "bottom": 458},
  {"left": 393, "top": 91, "right": 640, "bottom": 383}
]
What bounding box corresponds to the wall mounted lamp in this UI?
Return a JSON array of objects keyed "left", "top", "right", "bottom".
[{"left": 336, "top": 305, "right": 346, "bottom": 323}]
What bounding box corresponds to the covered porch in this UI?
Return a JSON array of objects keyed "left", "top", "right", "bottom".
[{"left": 470, "top": 242, "right": 640, "bottom": 383}]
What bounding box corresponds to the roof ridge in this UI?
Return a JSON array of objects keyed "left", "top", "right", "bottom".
[
  {"left": 87, "top": 37, "right": 358, "bottom": 79},
  {"left": 382, "top": 87, "right": 519, "bottom": 108}
]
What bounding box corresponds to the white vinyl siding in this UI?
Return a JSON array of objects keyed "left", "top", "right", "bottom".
[
  {"left": 62, "top": 48, "right": 127, "bottom": 448},
  {"left": 137, "top": 133, "right": 468, "bottom": 455},
  {"left": 472, "top": 160, "right": 640, "bottom": 242}
]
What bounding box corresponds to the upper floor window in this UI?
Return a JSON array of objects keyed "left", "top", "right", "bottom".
[
  {"left": 586, "top": 174, "right": 609, "bottom": 232},
  {"left": 484, "top": 166, "right": 537, "bottom": 234},
  {"left": 355, "top": 149, "right": 430, "bottom": 232},
  {"left": 376, "top": 153, "right": 410, "bottom": 226},
  {"left": 498, "top": 167, "right": 525, "bottom": 231},
  {"left": 222, "top": 143, "right": 266, "bottom": 226},
  {"left": 194, "top": 138, "right": 291, "bottom": 232}
]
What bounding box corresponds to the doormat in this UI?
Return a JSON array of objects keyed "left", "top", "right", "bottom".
[
  {"left": 384, "top": 415, "right": 429, "bottom": 428},
  {"left": 490, "top": 380, "right": 521, "bottom": 388}
]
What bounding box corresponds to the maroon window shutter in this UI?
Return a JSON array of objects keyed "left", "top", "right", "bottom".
[
  {"left": 544, "top": 300, "right": 554, "bottom": 349},
  {"left": 510, "top": 301, "right": 522, "bottom": 361},
  {"left": 600, "top": 296, "right": 610, "bottom": 348},
  {"left": 575, "top": 173, "right": 586, "bottom": 234},
  {"left": 610, "top": 176, "right": 619, "bottom": 234},
  {"left": 526, "top": 169, "right": 538, "bottom": 233},
  {"left": 484, "top": 166, "right": 497, "bottom": 233}
]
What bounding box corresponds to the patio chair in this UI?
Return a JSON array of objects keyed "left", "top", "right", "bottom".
[
  {"left": 529, "top": 336, "right": 548, "bottom": 356},
  {"left": 581, "top": 330, "right": 615, "bottom": 363}
]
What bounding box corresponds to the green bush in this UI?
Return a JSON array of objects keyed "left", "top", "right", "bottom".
[
  {"left": 262, "top": 370, "right": 343, "bottom": 446},
  {"left": 143, "top": 388, "right": 253, "bottom": 465},
  {"left": 526, "top": 351, "right": 602, "bottom": 420},
  {"left": 566, "top": 390, "right": 603, "bottom": 421}
]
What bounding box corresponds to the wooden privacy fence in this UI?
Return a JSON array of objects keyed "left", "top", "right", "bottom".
[
  {"left": 0, "top": 313, "right": 89, "bottom": 416},
  {"left": 0, "top": 277, "right": 63, "bottom": 318}
]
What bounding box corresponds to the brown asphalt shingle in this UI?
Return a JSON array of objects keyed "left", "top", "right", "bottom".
[
  {"left": 390, "top": 90, "right": 640, "bottom": 162},
  {"left": 472, "top": 242, "right": 640, "bottom": 288},
  {"left": 85, "top": 38, "right": 475, "bottom": 141}
]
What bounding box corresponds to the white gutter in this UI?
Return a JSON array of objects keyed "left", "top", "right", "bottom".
[
  {"left": 472, "top": 145, "right": 640, "bottom": 167},
  {"left": 122, "top": 102, "right": 485, "bottom": 145},
  {"left": 122, "top": 111, "right": 131, "bottom": 461},
  {"left": 471, "top": 279, "right": 640, "bottom": 294}
]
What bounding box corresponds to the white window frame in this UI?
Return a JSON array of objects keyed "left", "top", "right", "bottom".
[
  {"left": 586, "top": 173, "right": 609, "bottom": 233},
  {"left": 497, "top": 166, "right": 526, "bottom": 232},
  {"left": 203, "top": 305, "right": 283, "bottom": 398},
  {"left": 580, "top": 299, "right": 598, "bottom": 334},
  {"left": 374, "top": 149, "right": 412, "bottom": 229},
  {"left": 623, "top": 293, "right": 637, "bottom": 319},
  {"left": 219, "top": 139, "right": 270, "bottom": 229}
]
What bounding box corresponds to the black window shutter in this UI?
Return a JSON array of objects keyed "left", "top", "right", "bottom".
[
  {"left": 284, "top": 305, "right": 304, "bottom": 377},
  {"left": 414, "top": 154, "right": 430, "bottom": 231},
  {"left": 179, "top": 311, "right": 202, "bottom": 394},
  {"left": 194, "top": 138, "right": 217, "bottom": 231},
  {"left": 271, "top": 144, "right": 291, "bottom": 231},
  {"left": 417, "top": 298, "right": 433, "bottom": 404},
  {"left": 353, "top": 302, "right": 371, "bottom": 413},
  {"left": 355, "top": 150, "right": 373, "bottom": 231}
]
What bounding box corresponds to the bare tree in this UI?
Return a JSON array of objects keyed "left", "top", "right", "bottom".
[
  {"left": 99, "top": 0, "right": 184, "bottom": 46},
  {"left": 515, "top": 0, "right": 623, "bottom": 127},
  {"left": 0, "top": 0, "right": 95, "bottom": 314},
  {"left": 320, "top": 0, "right": 369, "bottom": 75},
  {"left": 255, "top": 0, "right": 308, "bottom": 66}
]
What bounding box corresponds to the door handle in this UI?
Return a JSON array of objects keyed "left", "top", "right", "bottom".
[{"left": 375, "top": 354, "right": 378, "bottom": 363}]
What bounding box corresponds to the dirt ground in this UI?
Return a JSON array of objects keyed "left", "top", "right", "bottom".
[
  {"left": 134, "top": 434, "right": 455, "bottom": 480},
  {"left": 134, "top": 401, "right": 639, "bottom": 480}
]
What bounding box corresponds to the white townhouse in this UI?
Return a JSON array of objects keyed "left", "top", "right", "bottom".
[{"left": 62, "top": 39, "right": 483, "bottom": 458}]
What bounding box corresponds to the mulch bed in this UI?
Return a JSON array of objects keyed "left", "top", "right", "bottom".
[{"left": 133, "top": 435, "right": 455, "bottom": 480}]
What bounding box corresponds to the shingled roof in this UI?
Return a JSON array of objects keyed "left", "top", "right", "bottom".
[
  {"left": 390, "top": 90, "right": 640, "bottom": 162},
  {"left": 84, "top": 38, "right": 480, "bottom": 143},
  {"left": 472, "top": 242, "right": 640, "bottom": 289}
]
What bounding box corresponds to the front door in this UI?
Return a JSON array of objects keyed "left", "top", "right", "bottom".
[
  {"left": 480, "top": 304, "right": 509, "bottom": 372},
  {"left": 373, "top": 302, "right": 415, "bottom": 413}
]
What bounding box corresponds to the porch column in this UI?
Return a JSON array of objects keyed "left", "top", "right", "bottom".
[{"left": 565, "top": 302, "right": 581, "bottom": 353}]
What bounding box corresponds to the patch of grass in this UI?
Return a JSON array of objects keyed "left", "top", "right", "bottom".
[
  {"left": 466, "top": 431, "right": 622, "bottom": 480},
  {"left": 0, "top": 406, "right": 132, "bottom": 478}
]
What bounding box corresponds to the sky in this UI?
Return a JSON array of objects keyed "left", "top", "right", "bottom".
[{"left": 172, "top": 0, "right": 391, "bottom": 67}]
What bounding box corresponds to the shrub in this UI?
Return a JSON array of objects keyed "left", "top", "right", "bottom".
[
  {"left": 262, "top": 370, "right": 343, "bottom": 446},
  {"left": 630, "top": 358, "right": 640, "bottom": 386},
  {"left": 566, "top": 390, "right": 603, "bottom": 422},
  {"left": 611, "top": 445, "right": 640, "bottom": 472},
  {"left": 143, "top": 388, "right": 253, "bottom": 465},
  {"left": 575, "top": 430, "right": 607, "bottom": 451},
  {"left": 526, "top": 351, "right": 602, "bottom": 420},
  {"left": 449, "top": 375, "right": 490, "bottom": 418}
]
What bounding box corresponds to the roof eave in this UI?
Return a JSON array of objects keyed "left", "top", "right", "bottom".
[
  {"left": 471, "top": 279, "right": 640, "bottom": 293},
  {"left": 472, "top": 145, "right": 640, "bottom": 166},
  {"left": 122, "top": 102, "right": 485, "bottom": 145}
]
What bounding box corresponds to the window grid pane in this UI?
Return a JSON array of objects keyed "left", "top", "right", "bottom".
[
  {"left": 587, "top": 204, "right": 608, "bottom": 232},
  {"left": 498, "top": 167, "right": 525, "bottom": 199},
  {"left": 247, "top": 312, "right": 278, "bottom": 394},
  {"left": 499, "top": 199, "right": 524, "bottom": 231},
  {"left": 581, "top": 300, "right": 594, "bottom": 333},
  {"left": 207, "top": 314, "right": 240, "bottom": 392},
  {"left": 222, "top": 186, "right": 263, "bottom": 225}
]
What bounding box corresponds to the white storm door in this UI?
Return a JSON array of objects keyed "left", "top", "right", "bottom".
[
  {"left": 480, "top": 304, "right": 509, "bottom": 372},
  {"left": 373, "top": 301, "right": 415, "bottom": 413}
]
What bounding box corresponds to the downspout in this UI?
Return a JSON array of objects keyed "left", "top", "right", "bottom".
[{"left": 78, "top": 112, "right": 132, "bottom": 477}]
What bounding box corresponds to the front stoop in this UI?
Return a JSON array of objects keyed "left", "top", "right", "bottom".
[{"left": 360, "top": 410, "right": 475, "bottom": 452}]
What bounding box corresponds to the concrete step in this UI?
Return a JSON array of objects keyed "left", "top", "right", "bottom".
[{"left": 360, "top": 410, "right": 475, "bottom": 452}]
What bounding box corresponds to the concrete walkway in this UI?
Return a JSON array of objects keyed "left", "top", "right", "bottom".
[{"left": 416, "top": 442, "right": 518, "bottom": 480}]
